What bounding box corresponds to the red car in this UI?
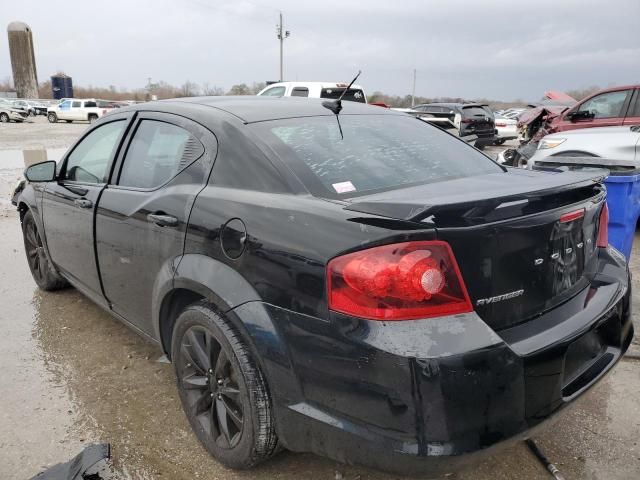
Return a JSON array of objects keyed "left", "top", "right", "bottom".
[{"left": 549, "top": 84, "right": 640, "bottom": 133}]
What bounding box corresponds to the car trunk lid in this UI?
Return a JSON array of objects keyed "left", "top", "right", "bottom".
[{"left": 345, "top": 168, "right": 607, "bottom": 330}]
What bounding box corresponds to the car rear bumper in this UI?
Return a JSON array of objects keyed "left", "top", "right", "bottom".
[{"left": 232, "top": 247, "right": 632, "bottom": 476}]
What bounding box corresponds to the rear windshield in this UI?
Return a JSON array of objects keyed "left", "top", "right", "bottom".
[
  {"left": 320, "top": 88, "right": 366, "bottom": 103},
  {"left": 252, "top": 115, "right": 502, "bottom": 198},
  {"left": 462, "top": 106, "right": 492, "bottom": 118}
]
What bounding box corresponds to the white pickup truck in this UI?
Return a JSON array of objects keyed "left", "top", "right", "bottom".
[{"left": 47, "top": 99, "right": 114, "bottom": 124}]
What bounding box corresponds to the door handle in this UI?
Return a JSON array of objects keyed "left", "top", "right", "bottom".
[
  {"left": 74, "top": 198, "right": 93, "bottom": 209},
  {"left": 147, "top": 213, "right": 179, "bottom": 227}
]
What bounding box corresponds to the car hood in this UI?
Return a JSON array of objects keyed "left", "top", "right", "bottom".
[{"left": 544, "top": 125, "right": 640, "bottom": 139}]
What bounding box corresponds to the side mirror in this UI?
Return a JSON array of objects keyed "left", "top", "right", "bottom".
[
  {"left": 567, "top": 110, "right": 592, "bottom": 122},
  {"left": 24, "top": 160, "right": 56, "bottom": 182}
]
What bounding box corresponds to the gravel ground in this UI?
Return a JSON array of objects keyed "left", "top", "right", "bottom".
[{"left": 0, "top": 120, "right": 638, "bottom": 480}]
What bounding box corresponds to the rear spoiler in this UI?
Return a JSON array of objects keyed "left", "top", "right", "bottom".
[{"left": 345, "top": 170, "right": 607, "bottom": 227}]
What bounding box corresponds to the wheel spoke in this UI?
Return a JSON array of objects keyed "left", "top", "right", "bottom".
[
  {"left": 181, "top": 344, "right": 205, "bottom": 375},
  {"left": 220, "top": 384, "right": 241, "bottom": 403},
  {"left": 26, "top": 224, "right": 37, "bottom": 247},
  {"left": 187, "top": 330, "right": 211, "bottom": 372},
  {"left": 182, "top": 373, "right": 208, "bottom": 390},
  {"left": 220, "top": 395, "right": 243, "bottom": 429},
  {"left": 215, "top": 398, "right": 232, "bottom": 446},
  {"left": 214, "top": 349, "right": 229, "bottom": 379},
  {"left": 191, "top": 390, "right": 212, "bottom": 417}
]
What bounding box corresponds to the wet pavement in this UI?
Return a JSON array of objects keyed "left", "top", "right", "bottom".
[{"left": 1, "top": 214, "right": 639, "bottom": 480}]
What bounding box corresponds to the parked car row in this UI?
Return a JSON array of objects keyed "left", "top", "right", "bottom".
[{"left": 0, "top": 98, "right": 30, "bottom": 123}]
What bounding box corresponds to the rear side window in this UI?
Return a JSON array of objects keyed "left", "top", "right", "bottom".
[
  {"left": 84, "top": 101, "right": 97, "bottom": 108},
  {"left": 291, "top": 87, "right": 309, "bottom": 97},
  {"left": 118, "top": 120, "right": 204, "bottom": 189},
  {"left": 72, "top": 101, "right": 81, "bottom": 108},
  {"left": 252, "top": 115, "right": 502, "bottom": 197},
  {"left": 320, "top": 88, "right": 366, "bottom": 103}
]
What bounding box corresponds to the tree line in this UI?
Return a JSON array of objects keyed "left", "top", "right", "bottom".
[{"left": 0, "top": 76, "right": 604, "bottom": 107}]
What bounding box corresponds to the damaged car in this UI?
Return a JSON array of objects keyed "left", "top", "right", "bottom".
[
  {"left": 503, "top": 86, "right": 640, "bottom": 167},
  {"left": 13, "top": 97, "right": 633, "bottom": 476}
]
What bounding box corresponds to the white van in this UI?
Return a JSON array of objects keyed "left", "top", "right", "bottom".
[{"left": 257, "top": 82, "right": 367, "bottom": 103}]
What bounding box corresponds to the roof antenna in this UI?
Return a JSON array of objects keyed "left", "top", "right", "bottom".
[{"left": 322, "top": 70, "right": 361, "bottom": 115}]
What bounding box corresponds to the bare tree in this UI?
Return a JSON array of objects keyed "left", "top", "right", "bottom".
[
  {"left": 180, "top": 81, "right": 200, "bottom": 97},
  {"left": 202, "top": 82, "right": 224, "bottom": 96},
  {"left": 226, "top": 83, "right": 251, "bottom": 95}
]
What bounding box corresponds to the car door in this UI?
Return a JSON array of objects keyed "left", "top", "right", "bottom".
[
  {"left": 70, "top": 100, "right": 83, "bottom": 120},
  {"left": 557, "top": 89, "right": 633, "bottom": 132},
  {"left": 57, "top": 100, "right": 72, "bottom": 119},
  {"left": 95, "top": 112, "right": 216, "bottom": 335},
  {"left": 42, "top": 115, "right": 131, "bottom": 304},
  {"left": 623, "top": 89, "right": 640, "bottom": 126}
]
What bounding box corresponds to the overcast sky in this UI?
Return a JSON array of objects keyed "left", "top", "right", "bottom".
[{"left": 3, "top": 0, "right": 639, "bottom": 101}]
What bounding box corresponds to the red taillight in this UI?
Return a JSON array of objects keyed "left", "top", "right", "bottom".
[
  {"left": 461, "top": 118, "right": 473, "bottom": 124},
  {"left": 597, "top": 202, "right": 609, "bottom": 248},
  {"left": 327, "top": 241, "right": 473, "bottom": 321},
  {"left": 560, "top": 208, "right": 585, "bottom": 223},
  {"left": 495, "top": 121, "right": 508, "bottom": 127}
]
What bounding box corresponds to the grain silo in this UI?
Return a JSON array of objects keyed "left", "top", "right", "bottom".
[{"left": 7, "top": 21, "right": 39, "bottom": 99}]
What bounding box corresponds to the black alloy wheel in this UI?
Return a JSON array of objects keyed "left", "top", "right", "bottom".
[
  {"left": 21, "top": 211, "right": 68, "bottom": 290},
  {"left": 180, "top": 325, "right": 244, "bottom": 449},
  {"left": 172, "top": 304, "right": 278, "bottom": 469}
]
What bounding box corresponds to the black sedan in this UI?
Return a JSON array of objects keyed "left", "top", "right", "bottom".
[{"left": 13, "top": 97, "right": 632, "bottom": 476}]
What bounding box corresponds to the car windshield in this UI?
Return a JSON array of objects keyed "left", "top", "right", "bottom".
[{"left": 252, "top": 114, "right": 502, "bottom": 198}]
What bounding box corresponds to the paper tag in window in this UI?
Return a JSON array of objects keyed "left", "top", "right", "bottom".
[{"left": 332, "top": 181, "right": 356, "bottom": 193}]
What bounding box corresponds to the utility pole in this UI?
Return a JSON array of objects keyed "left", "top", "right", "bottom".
[
  {"left": 411, "top": 69, "right": 417, "bottom": 108},
  {"left": 276, "top": 12, "right": 290, "bottom": 82}
]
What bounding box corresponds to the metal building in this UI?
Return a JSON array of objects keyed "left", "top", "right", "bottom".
[
  {"left": 51, "top": 73, "right": 74, "bottom": 100},
  {"left": 7, "top": 21, "right": 39, "bottom": 99}
]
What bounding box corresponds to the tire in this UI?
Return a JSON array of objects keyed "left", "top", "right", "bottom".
[
  {"left": 0, "top": 112, "right": 9, "bottom": 123},
  {"left": 21, "top": 210, "right": 69, "bottom": 291},
  {"left": 494, "top": 138, "right": 506, "bottom": 145},
  {"left": 88, "top": 114, "right": 98, "bottom": 124},
  {"left": 47, "top": 112, "right": 58, "bottom": 123},
  {"left": 29, "top": 109, "right": 36, "bottom": 117},
  {"left": 171, "top": 303, "right": 278, "bottom": 469}
]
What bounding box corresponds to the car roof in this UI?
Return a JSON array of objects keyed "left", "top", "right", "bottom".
[
  {"left": 263, "top": 81, "right": 365, "bottom": 89},
  {"left": 160, "top": 96, "right": 396, "bottom": 123}
]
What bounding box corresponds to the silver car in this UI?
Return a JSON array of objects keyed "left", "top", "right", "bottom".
[{"left": 529, "top": 125, "right": 640, "bottom": 167}]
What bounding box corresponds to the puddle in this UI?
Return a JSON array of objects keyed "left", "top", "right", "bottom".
[{"left": 0, "top": 148, "right": 68, "bottom": 212}]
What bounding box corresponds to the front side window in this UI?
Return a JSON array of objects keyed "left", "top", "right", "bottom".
[
  {"left": 118, "top": 120, "right": 203, "bottom": 189},
  {"left": 64, "top": 120, "right": 126, "bottom": 183},
  {"left": 579, "top": 90, "right": 630, "bottom": 119},
  {"left": 260, "top": 86, "right": 286, "bottom": 97},
  {"left": 252, "top": 115, "right": 502, "bottom": 198},
  {"left": 59, "top": 100, "right": 71, "bottom": 109}
]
